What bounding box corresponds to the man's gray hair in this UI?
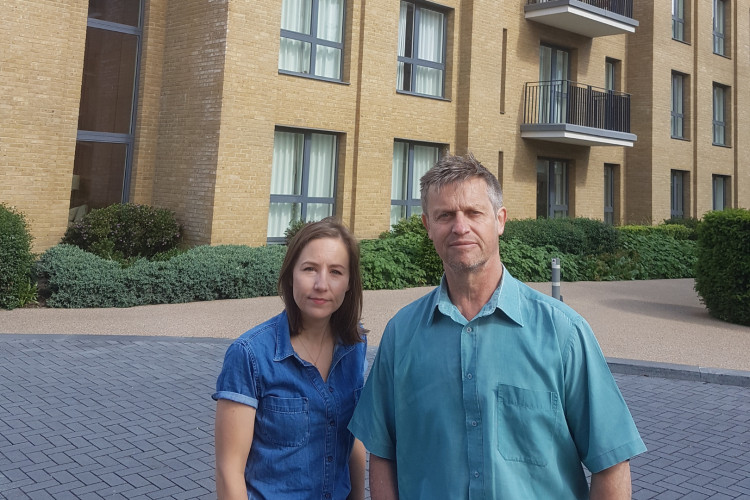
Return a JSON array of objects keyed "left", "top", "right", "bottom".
[{"left": 420, "top": 152, "right": 503, "bottom": 214}]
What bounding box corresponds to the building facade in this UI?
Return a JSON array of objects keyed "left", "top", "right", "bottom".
[{"left": 1, "top": 0, "right": 748, "bottom": 252}]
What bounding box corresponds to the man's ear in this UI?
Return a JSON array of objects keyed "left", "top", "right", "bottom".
[
  {"left": 421, "top": 213, "right": 429, "bottom": 231},
  {"left": 496, "top": 206, "right": 507, "bottom": 237}
]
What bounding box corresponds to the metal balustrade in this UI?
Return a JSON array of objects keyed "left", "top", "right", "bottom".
[
  {"left": 523, "top": 80, "right": 631, "bottom": 133},
  {"left": 525, "top": 0, "right": 633, "bottom": 19}
]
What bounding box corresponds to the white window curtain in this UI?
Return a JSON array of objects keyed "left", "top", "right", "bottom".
[
  {"left": 308, "top": 133, "right": 336, "bottom": 198},
  {"left": 411, "top": 145, "right": 437, "bottom": 201},
  {"left": 268, "top": 131, "right": 303, "bottom": 238},
  {"left": 713, "top": 176, "right": 726, "bottom": 210},
  {"left": 279, "top": 0, "right": 312, "bottom": 73},
  {"left": 714, "top": 0, "right": 725, "bottom": 54},
  {"left": 391, "top": 142, "right": 409, "bottom": 201},
  {"left": 672, "top": 74, "right": 683, "bottom": 137},
  {"left": 314, "top": 0, "right": 343, "bottom": 78},
  {"left": 281, "top": 0, "right": 312, "bottom": 33},
  {"left": 415, "top": 8, "right": 443, "bottom": 97}
]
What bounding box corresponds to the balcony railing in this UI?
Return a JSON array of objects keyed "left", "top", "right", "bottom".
[
  {"left": 525, "top": 0, "right": 633, "bottom": 19},
  {"left": 523, "top": 80, "right": 631, "bottom": 133}
]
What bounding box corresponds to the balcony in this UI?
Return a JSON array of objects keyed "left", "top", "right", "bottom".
[
  {"left": 521, "top": 80, "right": 636, "bottom": 147},
  {"left": 525, "top": 0, "right": 638, "bottom": 37}
]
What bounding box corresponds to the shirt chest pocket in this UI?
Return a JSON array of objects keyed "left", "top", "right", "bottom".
[
  {"left": 496, "top": 384, "right": 559, "bottom": 467},
  {"left": 257, "top": 396, "right": 309, "bottom": 447}
]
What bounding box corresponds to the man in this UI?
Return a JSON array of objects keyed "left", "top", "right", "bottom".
[{"left": 348, "top": 153, "right": 646, "bottom": 499}]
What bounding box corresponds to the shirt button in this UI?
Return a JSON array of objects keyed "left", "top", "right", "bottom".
[
  {"left": 466, "top": 373, "right": 473, "bottom": 380},
  {"left": 325, "top": 493, "right": 331, "bottom": 499},
  {"left": 474, "top": 471, "right": 480, "bottom": 478},
  {"left": 327, "top": 455, "right": 333, "bottom": 462},
  {"left": 466, "top": 327, "right": 473, "bottom": 333},
  {"left": 471, "top": 420, "right": 478, "bottom": 427},
  {"left": 329, "top": 420, "right": 335, "bottom": 426},
  {"left": 328, "top": 387, "right": 334, "bottom": 393}
]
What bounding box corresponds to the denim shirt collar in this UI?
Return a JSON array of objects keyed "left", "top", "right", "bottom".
[
  {"left": 429, "top": 266, "right": 525, "bottom": 327},
  {"left": 273, "top": 310, "right": 355, "bottom": 367}
]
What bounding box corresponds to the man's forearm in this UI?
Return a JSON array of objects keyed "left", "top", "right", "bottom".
[
  {"left": 369, "top": 454, "right": 398, "bottom": 500},
  {"left": 590, "top": 460, "right": 632, "bottom": 500}
]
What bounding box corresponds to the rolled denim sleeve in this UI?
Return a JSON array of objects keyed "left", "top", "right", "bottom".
[{"left": 212, "top": 339, "right": 259, "bottom": 408}]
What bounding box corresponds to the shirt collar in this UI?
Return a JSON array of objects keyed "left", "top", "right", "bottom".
[
  {"left": 273, "top": 309, "right": 356, "bottom": 364},
  {"left": 429, "top": 266, "right": 525, "bottom": 327}
]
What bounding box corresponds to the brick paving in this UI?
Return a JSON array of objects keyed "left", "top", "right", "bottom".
[{"left": 0, "top": 334, "right": 748, "bottom": 499}]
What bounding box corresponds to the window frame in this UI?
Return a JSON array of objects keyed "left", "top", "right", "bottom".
[
  {"left": 712, "top": 174, "right": 730, "bottom": 210},
  {"left": 671, "top": 72, "right": 686, "bottom": 139},
  {"left": 390, "top": 139, "right": 443, "bottom": 226},
  {"left": 536, "top": 159, "right": 569, "bottom": 219},
  {"left": 74, "top": 2, "right": 144, "bottom": 208},
  {"left": 396, "top": 0, "right": 447, "bottom": 99},
  {"left": 267, "top": 127, "right": 340, "bottom": 244},
  {"left": 670, "top": 170, "right": 686, "bottom": 219},
  {"left": 712, "top": 83, "right": 730, "bottom": 147},
  {"left": 604, "top": 164, "right": 616, "bottom": 225},
  {"left": 672, "top": 0, "right": 686, "bottom": 41},
  {"left": 278, "top": 0, "right": 346, "bottom": 82},
  {"left": 713, "top": 0, "right": 728, "bottom": 56}
]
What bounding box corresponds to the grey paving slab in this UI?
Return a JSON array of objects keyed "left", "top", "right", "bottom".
[{"left": 0, "top": 334, "right": 748, "bottom": 499}]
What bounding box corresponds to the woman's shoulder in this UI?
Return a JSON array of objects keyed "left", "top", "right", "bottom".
[{"left": 234, "top": 310, "right": 287, "bottom": 348}]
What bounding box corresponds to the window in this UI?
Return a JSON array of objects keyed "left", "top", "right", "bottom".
[
  {"left": 713, "top": 83, "right": 729, "bottom": 146},
  {"left": 713, "top": 0, "right": 727, "bottom": 56},
  {"left": 71, "top": 1, "right": 143, "bottom": 219},
  {"left": 391, "top": 140, "right": 441, "bottom": 226},
  {"left": 267, "top": 129, "right": 338, "bottom": 242},
  {"left": 397, "top": 1, "right": 446, "bottom": 98},
  {"left": 713, "top": 175, "right": 730, "bottom": 210},
  {"left": 279, "top": 0, "right": 344, "bottom": 80},
  {"left": 671, "top": 72, "right": 686, "bottom": 139},
  {"left": 537, "top": 159, "right": 568, "bottom": 218},
  {"left": 670, "top": 170, "right": 686, "bottom": 218},
  {"left": 604, "top": 164, "right": 617, "bottom": 225},
  {"left": 605, "top": 59, "right": 616, "bottom": 92},
  {"left": 672, "top": 0, "right": 686, "bottom": 41},
  {"left": 538, "top": 45, "right": 570, "bottom": 124}
]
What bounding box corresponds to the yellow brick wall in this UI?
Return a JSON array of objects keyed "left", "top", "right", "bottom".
[{"left": 0, "top": 0, "right": 88, "bottom": 252}]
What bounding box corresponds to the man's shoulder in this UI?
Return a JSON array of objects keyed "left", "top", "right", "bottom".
[
  {"left": 506, "top": 273, "right": 585, "bottom": 324},
  {"left": 389, "top": 287, "right": 440, "bottom": 325}
]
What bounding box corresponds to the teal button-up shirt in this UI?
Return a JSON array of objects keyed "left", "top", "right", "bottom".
[{"left": 349, "top": 270, "right": 646, "bottom": 499}]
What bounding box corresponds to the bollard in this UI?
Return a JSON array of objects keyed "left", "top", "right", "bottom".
[{"left": 551, "top": 258, "right": 562, "bottom": 302}]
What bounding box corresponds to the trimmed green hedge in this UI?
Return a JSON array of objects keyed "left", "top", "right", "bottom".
[
  {"left": 37, "top": 216, "right": 703, "bottom": 308},
  {"left": 38, "top": 244, "right": 286, "bottom": 308},
  {"left": 0, "top": 203, "right": 37, "bottom": 309},
  {"left": 694, "top": 209, "right": 750, "bottom": 326}
]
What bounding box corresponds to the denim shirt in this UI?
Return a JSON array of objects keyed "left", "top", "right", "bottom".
[{"left": 213, "top": 311, "right": 366, "bottom": 499}]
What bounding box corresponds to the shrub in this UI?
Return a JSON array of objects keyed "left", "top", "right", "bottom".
[
  {"left": 618, "top": 231, "right": 696, "bottom": 279},
  {"left": 694, "top": 209, "right": 750, "bottom": 326},
  {"left": 662, "top": 216, "right": 701, "bottom": 237},
  {"left": 0, "top": 204, "right": 37, "bottom": 309},
  {"left": 360, "top": 234, "right": 428, "bottom": 290},
  {"left": 37, "top": 244, "right": 286, "bottom": 308},
  {"left": 284, "top": 219, "right": 308, "bottom": 244},
  {"left": 61, "top": 203, "right": 181, "bottom": 262},
  {"left": 502, "top": 218, "right": 615, "bottom": 256},
  {"left": 387, "top": 215, "right": 443, "bottom": 284},
  {"left": 620, "top": 223, "right": 695, "bottom": 241}
]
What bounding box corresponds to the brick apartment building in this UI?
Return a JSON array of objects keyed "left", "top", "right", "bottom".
[{"left": 1, "top": 0, "right": 748, "bottom": 252}]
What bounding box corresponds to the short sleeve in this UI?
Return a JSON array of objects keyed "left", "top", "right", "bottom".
[
  {"left": 563, "top": 318, "right": 647, "bottom": 472},
  {"left": 348, "top": 322, "right": 397, "bottom": 460},
  {"left": 212, "top": 339, "right": 259, "bottom": 408}
]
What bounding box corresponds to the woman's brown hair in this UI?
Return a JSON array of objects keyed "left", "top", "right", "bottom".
[{"left": 278, "top": 217, "right": 364, "bottom": 345}]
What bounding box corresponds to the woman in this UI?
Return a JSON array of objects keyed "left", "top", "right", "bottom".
[{"left": 213, "top": 218, "right": 367, "bottom": 500}]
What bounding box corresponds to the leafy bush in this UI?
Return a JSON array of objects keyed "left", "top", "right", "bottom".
[
  {"left": 619, "top": 224, "right": 695, "bottom": 241},
  {"left": 662, "top": 217, "right": 701, "bottom": 238},
  {"left": 0, "top": 204, "right": 37, "bottom": 309},
  {"left": 502, "top": 218, "right": 617, "bottom": 255},
  {"left": 386, "top": 215, "right": 443, "bottom": 284},
  {"left": 284, "top": 219, "right": 309, "bottom": 244},
  {"left": 61, "top": 203, "right": 181, "bottom": 262},
  {"left": 360, "top": 234, "right": 428, "bottom": 290},
  {"left": 694, "top": 209, "right": 750, "bottom": 326},
  {"left": 618, "top": 231, "right": 696, "bottom": 279},
  {"left": 37, "top": 244, "right": 285, "bottom": 308}
]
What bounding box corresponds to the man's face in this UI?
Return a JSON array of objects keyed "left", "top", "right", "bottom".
[{"left": 422, "top": 177, "right": 507, "bottom": 274}]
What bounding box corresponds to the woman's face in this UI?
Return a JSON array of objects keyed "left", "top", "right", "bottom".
[{"left": 292, "top": 237, "right": 350, "bottom": 330}]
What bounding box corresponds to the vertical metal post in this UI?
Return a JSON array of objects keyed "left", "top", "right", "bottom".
[{"left": 551, "top": 258, "right": 562, "bottom": 301}]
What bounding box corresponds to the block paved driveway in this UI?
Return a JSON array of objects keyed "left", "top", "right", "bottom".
[{"left": 0, "top": 334, "right": 749, "bottom": 499}]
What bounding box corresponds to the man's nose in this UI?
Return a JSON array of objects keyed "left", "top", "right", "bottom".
[{"left": 452, "top": 213, "right": 470, "bottom": 234}]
